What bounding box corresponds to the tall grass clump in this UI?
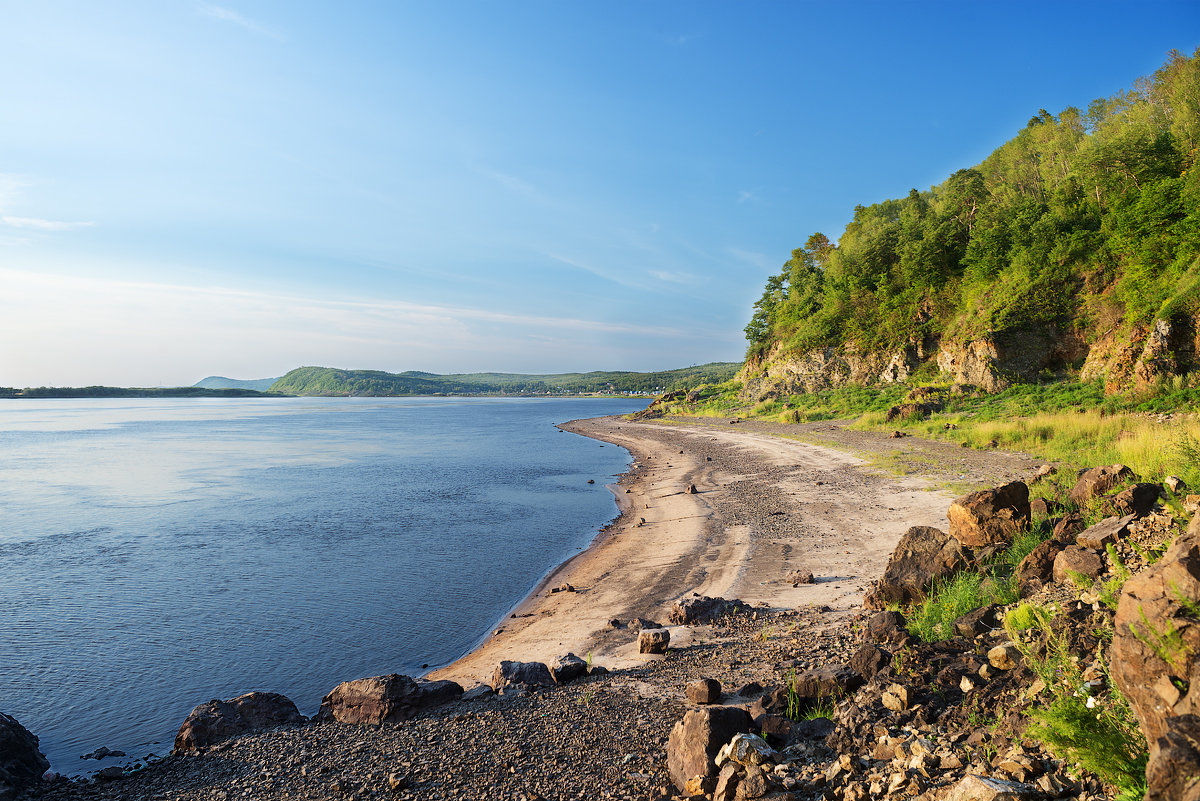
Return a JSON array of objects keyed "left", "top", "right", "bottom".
[{"left": 909, "top": 572, "right": 989, "bottom": 641}]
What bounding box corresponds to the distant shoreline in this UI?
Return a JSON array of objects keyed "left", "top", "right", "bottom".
[{"left": 0, "top": 389, "right": 647, "bottom": 399}]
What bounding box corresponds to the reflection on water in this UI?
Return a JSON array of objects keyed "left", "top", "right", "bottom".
[{"left": 0, "top": 397, "right": 642, "bottom": 772}]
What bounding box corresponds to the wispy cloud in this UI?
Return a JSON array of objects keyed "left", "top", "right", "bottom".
[
  {"left": 2, "top": 216, "right": 94, "bottom": 231},
  {"left": 736, "top": 190, "right": 759, "bottom": 204},
  {"left": 727, "top": 247, "right": 776, "bottom": 272},
  {"left": 650, "top": 270, "right": 699, "bottom": 285},
  {"left": 197, "top": 3, "right": 284, "bottom": 39},
  {"left": 0, "top": 173, "right": 31, "bottom": 210}
]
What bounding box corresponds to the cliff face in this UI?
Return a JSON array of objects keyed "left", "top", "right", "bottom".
[{"left": 739, "top": 318, "right": 1193, "bottom": 401}]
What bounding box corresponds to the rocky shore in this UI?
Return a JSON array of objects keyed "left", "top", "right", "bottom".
[{"left": 4, "top": 415, "right": 1183, "bottom": 801}]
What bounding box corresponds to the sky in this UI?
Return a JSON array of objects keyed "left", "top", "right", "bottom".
[{"left": 1, "top": 1, "right": 1198, "bottom": 387}]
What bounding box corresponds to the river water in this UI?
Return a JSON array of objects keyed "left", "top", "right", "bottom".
[{"left": 0, "top": 396, "right": 644, "bottom": 772}]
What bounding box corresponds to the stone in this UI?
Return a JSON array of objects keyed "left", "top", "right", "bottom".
[
  {"left": 884, "top": 402, "right": 941, "bottom": 423},
  {"left": 1028, "top": 497, "right": 1062, "bottom": 518},
  {"left": 864, "top": 526, "right": 969, "bottom": 608},
  {"left": 790, "top": 667, "right": 862, "bottom": 699},
  {"left": 723, "top": 732, "right": 777, "bottom": 766},
  {"left": 174, "top": 691, "right": 305, "bottom": 752},
  {"left": 95, "top": 766, "right": 125, "bottom": 780},
  {"left": 1032, "top": 464, "right": 1056, "bottom": 482},
  {"left": 640, "top": 628, "right": 671, "bottom": 654},
  {"left": 687, "top": 678, "right": 722, "bottom": 705},
  {"left": 1070, "top": 464, "right": 1136, "bottom": 506},
  {"left": 1166, "top": 475, "right": 1189, "bottom": 494},
  {"left": 736, "top": 682, "right": 763, "bottom": 697},
  {"left": 1076, "top": 514, "right": 1136, "bottom": 550},
  {"left": 943, "top": 774, "right": 1040, "bottom": 800},
  {"left": 953, "top": 605, "right": 998, "bottom": 638},
  {"left": 318, "top": 675, "right": 462, "bottom": 725},
  {"left": 0, "top": 713, "right": 49, "bottom": 801},
  {"left": 712, "top": 762, "right": 741, "bottom": 801},
  {"left": 490, "top": 661, "right": 554, "bottom": 691},
  {"left": 633, "top": 617, "right": 663, "bottom": 630},
  {"left": 1052, "top": 512, "right": 1087, "bottom": 544},
  {"left": 948, "top": 481, "right": 1030, "bottom": 546},
  {"left": 548, "top": 653, "right": 588, "bottom": 684},
  {"left": 687, "top": 484, "right": 698, "bottom": 494},
  {"left": 849, "top": 643, "right": 890, "bottom": 680},
  {"left": 1107, "top": 483, "right": 1162, "bottom": 516},
  {"left": 865, "top": 610, "right": 908, "bottom": 644},
  {"left": 1014, "top": 540, "right": 1064, "bottom": 597},
  {"left": 1113, "top": 516, "right": 1200, "bottom": 794},
  {"left": 1052, "top": 546, "right": 1104, "bottom": 584},
  {"left": 988, "top": 643, "right": 1023, "bottom": 671},
  {"left": 461, "top": 684, "right": 494, "bottom": 701},
  {"left": 1146, "top": 714, "right": 1200, "bottom": 801},
  {"left": 881, "top": 683, "right": 909, "bottom": 711},
  {"left": 665, "top": 706, "right": 755, "bottom": 791},
  {"left": 736, "top": 764, "right": 769, "bottom": 799},
  {"left": 786, "top": 569, "right": 815, "bottom": 586},
  {"left": 669, "top": 596, "right": 745, "bottom": 625}
]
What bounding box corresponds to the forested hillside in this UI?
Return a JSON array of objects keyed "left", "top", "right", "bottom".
[
  {"left": 269, "top": 364, "right": 741, "bottom": 396},
  {"left": 743, "top": 48, "right": 1200, "bottom": 397}
]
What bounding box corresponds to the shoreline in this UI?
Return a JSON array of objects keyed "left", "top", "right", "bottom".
[{"left": 429, "top": 413, "right": 970, "bottom": 687}]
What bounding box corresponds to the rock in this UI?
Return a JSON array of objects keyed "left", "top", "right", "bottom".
[
  {"left": 947, "top": 481, "right": 1030, "bottom": 546},
  {"left": 461, "top": 684, "right": 494, "bottom": 701},
  {"left": 1032, "top": 464, "right": 1057, "bottom": 482},
  {"left": 665, "top": 706, "right": 755, "bottom": 791},
  {"left": 786, "top": 569, "right": 815, "bottom": 586},
  {"left": 81, "top": 746, "right": 125, "bottom": 760},
  {"left": 865, "top": 610, "right": 908, "bottom": 644},
  {"left": 881, "top": 684, "right": 909, "bottom": 711},
  {"left": 1146, "top": 714, "right": 1200, "bottom": 801},
  {"left": 1052, "top": 545, "right": 1104, "bottom": 584},
  {"left": 551, "top": 582, "right": 575, "bottom": 593},
  {"left": 944, "top": 774, "right": 1039, "bottom": 800},
  {"left": 790, "top": 667, "right": 862, "bottom": 699},
  {"left": 95, "top": 766, "right": 125, "bottom": 780},
  {"left": 1112, "top": 516, "right": 1200, "bottom": 793},
  {"left": 687, "top": 678, "right": 722, "bottom": 705},
  {"left": 1187, "top": 494, "right": 1200, "bottom": 514},
  {"left": 1070, "top": 464, "right": 1136, "bottom": 506},
  {"left": 1166, "top": 475, "right": 1189, "bottom": 494},
  {"left": 1028, "top": 497, "right": 1062, "bottom": 518},
  {"left": 633, "top": 617, "right": 663, "bottom": 630},
  {"left": 588, "top": 665, "right": 609, "bottom": 677},
  {"left": 1015, "top": 540, "right": 1063, "bottom": 597},
  {"left": 721, "top": 732, "right": 777, "bottom": 766},
  {"left": 491, "top": 661, "right": 554, "bottom": 691},
  {"left": 736, "top": 764, "right": 769, "bottom": 799},
  {"left": 953, "top": 605, "right": 998, "bottom": 638},
  {"left": 0, "top": 713, "right": 49, "bottom": 801},
  {"left": 639, "top": 628, "right": 671, "bottom": 654},
  {"left": 884, "top": 402, "right": 941, "bottom": 423},
  {"left": 736, "top": 682, "right": 764, "bottom": 697},
  {"left": 1052, "top": 512, "right": 1087, "bottom": 544},
  {"left": 174, "top": 691, "right": 305, "bottom": 752},
  {"left": 889, "top": 430, "right": 906, "bottom": 438},
  {"left": 318, "top": 675, "right": 462, "bottom": 725},
  {"left": 712, "top": 762, "right": 741, "bottom": 801},
  {"left": 988, "top": 642, "right": 1022, "bottom": 670},
  {"left": 669, "top": 596, "right": 745, "bottom": 625},
  {"left": 685, "top": 775, "right": 717, "bottom": 797},
  {"left": 687, "top": 483, "right": 698, "bottom": 494},
  {"left": 1076, "top": 514, "right": 1136, "bottom": 550},
  {"left": 548, "top": 653, "right": 589, "bottom": 684},
  {"left": 864, "top": 525, "right": 969, "bottom": 608},
  {"left": 849, "top": 643, "right": 890, "bottom": 680},
  {"left": 1107, "top": 482, "right": 1162, "bottom": 516}
]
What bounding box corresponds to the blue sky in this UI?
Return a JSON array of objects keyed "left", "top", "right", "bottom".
[{"left": 1, "top": 1, "right": 1198, "bottom": 386}]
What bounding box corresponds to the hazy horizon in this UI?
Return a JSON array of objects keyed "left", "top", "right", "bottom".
[{"left": 2, "top": 1, "right": 1198, "bottom": 387}]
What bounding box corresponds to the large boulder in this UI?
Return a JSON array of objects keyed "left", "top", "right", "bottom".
[
  {"left": 790, "top": 667, "right": 862, "bottom": 700},
  {"left": 548, "top": 653, "right": 588, "bottom": 685},
  {"left": 491, "top": 661, "right": 554, "bottom": 691},
  {"left": 865, "top": 610, "right": 908, "bottom": 645},
  {"left": 1106, "top": 483, "right": 1162, "bottom": 517},
  {"left": 1112, "top": 517, "right": 1200, "bottom": 800},
  {"left": 669, "top": 596, "right": 745, "bottom": 625},
  {"left": 1052, "top": 546, "right": 1103, "bottom": 584},
  {"left": 948, "top": 481, "right": 1030, "bottom": 547},
  {"left": 1076, "top": 514, "right": 1136, "bottom": 550},
  {"left": 665, "top": 706, "right": 754, "bottom": 791},
  {"left": 318, "top": 674, "right": 462, "bottom": 725},
  {"left": 174, "top": 692, "right": 304, "bottom": 753},
  {"left": 0, "top": 713, "right": 49, "bottom": 801},
  {"left": 864, "top": 525, "right": 969, "bottom": 608},
  {"left": 1070, "top": 464, "right": 1136, "bottom": 506}
]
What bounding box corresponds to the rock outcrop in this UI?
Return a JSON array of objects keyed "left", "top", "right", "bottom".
[
  {"left": 669, "top": 596, "right": 745, "bottom": 625},
  {"left": 318, "top": 674, "right": 463, "bottom": 725},
  {"left": 174, "top": 692, "right": 305, "bottom": 753},
  {"left": 0, "top": 713, "right": 48, "bottom": 801},
  {"left": 665, "top": 706, "right": 754, "bottom": 791}
]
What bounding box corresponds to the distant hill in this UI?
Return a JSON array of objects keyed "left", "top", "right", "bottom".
[
  {"left": 194, "top": 376, "right": 281, "bottom": 391},
  {"left": 269, "top": 363, "right": 742, "bottom": 396}
]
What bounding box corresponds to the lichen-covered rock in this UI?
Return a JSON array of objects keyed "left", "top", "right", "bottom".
[
  {"left": 948, "top": 482, "right": 1030, "bottom": 547},
  {"left": 864, "top": 526, "right": 969, "bottom": 608},
  {"left": 0, "top": 712, "right": 49, "bottom": 801},
  {"left": 665, "top": 706, "right": 754, "bottom": 791},
  {"left": 174, "top": 692, "right": 304, "bottom": 752},
  {"left": 319, "top": 674, "right": 462, "bottom": 725}
]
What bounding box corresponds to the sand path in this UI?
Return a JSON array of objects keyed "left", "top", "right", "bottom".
[{"left": 429, "top": 415, "right": 976, "bottom": 687}]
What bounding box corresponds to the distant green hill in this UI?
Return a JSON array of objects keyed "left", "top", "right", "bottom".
[
  {"left": 269, "top": 363, "right": 742, "bottom": 396},
  {"left": 194, "top": 375, "right": 281, "bottom": 391}
]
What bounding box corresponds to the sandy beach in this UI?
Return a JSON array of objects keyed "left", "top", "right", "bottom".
[{"left": 430, "top": 414, "right": 1034, "bottom": 687}]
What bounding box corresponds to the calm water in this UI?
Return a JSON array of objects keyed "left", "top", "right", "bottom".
[{"left": 0, "top": 396, "right": 645, "bottom": 772}]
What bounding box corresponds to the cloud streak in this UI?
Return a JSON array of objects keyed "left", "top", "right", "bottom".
[
  {"left": 1, "top": 216, "right": 95, "bottom": 231},
  {"left": 197, "top": 3, "right": 285, "bottom": 39}
]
